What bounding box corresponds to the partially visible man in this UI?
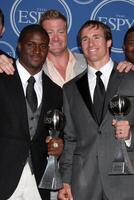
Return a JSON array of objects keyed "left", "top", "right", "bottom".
[
  {"left": 0, "top": 8, "right": 5, "bottom": 37},
  {"left": 0, "top": 8, "right": 15, "bottom": 63},
  {"left": 123, "top": 26, "right": 134, "bottom": 64},
  {"left": 0, "top": 24, "right": 63, "bottom": 200},
  {"left": 58, "top": 20, "right": 134, "bottom": 200},
  {"left": 39, "top": 9, "right": 87, "bottom": 87},
  {"left": 0, "top": 10, "right": 133, "bottom": 81}
]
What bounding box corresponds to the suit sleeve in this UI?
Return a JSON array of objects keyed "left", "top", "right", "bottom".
[{"left": 59, "top": 88, "right": 76, "bottom": 184}]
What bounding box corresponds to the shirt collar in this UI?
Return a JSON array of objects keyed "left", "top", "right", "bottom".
[
  {"left": 16, "top": 59, "right": 43, "bottom": 85},
  {"left": 88, "top": 58, "right": 114, "bottom": 80},
  {"left": 45, "top": 49, "right": 76, "bottom": 86}
]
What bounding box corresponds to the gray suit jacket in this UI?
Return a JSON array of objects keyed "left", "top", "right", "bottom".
[{"left": 60, "top": 62, "right": 134, "bottom": 200}]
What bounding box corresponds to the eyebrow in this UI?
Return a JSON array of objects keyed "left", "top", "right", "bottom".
[{"left": 81, "top": 34, "right": 104, "bottom": 39}]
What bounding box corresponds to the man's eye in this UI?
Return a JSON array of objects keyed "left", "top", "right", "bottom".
[
  {"left": 26, "top": 43, "right": 34, "bottom": 47},
  {"left": 94, "top": 36, "right": 102, "bottom": 40},
  {"left": 95, "top": 36, "right": 100, "bottom": 39},
  {"left": 59, "top": 31, "right": 65, "bottom": 34},
  {"left": 81, "top": 38, "right": 88, "bottom": 42},
  {"left": 41, "top": 45, "right": 48, "bottom": 49},
  {"left": 47, "top": 32, "right": 52, "bottom": 35},
  {"left": 128, "top": 42, "right": 134, "bottom": 45}
]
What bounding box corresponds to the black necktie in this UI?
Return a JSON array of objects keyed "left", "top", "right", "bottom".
[
  {"left": 26, "top": 76, "right": 38, "bottom": 113},
  {"left": 93, "top": 71, "right": 105, "bottom": 124}
]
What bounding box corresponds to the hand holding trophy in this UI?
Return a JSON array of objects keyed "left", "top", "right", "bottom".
[
  {"left": 39, "top": 109, "right": 65, "bottom": 190},
  {"left": 109, "top": 94, "right": 134, "bottom": 175}
]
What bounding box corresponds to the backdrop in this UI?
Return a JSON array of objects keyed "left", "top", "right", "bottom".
[{"left": 0, "top": 0, "right": 134, "bottom": 61}]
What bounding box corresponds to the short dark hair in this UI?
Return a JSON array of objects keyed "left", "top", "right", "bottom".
[
  {"left": 77, "top": 20, "right": 112, "bottom": 47},
  {"left": 123, "top": 26, "right": 134, "bottom": 45},
  {"left": 0, "top": 8, "right": 4, "bottom": 26},
  {"left": 18, "top": 24, "right": 49, "bottom": 44},
  {"left": 39, "top": 9, "right": 67, "bottom": 28}
]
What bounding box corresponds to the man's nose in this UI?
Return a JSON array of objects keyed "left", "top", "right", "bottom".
[
  {"left": 52, "top": 33, "right": 59, "bottom": 41},
  {"left": 34, "top": 45, "right": 41, "bottom": 53}
]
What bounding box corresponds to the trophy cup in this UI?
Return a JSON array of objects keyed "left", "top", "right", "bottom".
[
  {"left": 109, "top": 94, "right": 134, "bottom": 175},
  {"left": 39, "top": 109, "right": 65, "bottom": 190}
]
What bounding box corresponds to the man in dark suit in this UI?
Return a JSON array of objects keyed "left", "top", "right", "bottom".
[
  {"left": 58, "top": 20, "right": 134, "bottom": 200},
  {"left": 0, "top": 24, "right": 62, "bottom": 200}
]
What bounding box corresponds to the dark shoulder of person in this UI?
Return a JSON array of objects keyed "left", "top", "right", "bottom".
[{"left": 43, "top": 72, "right": 63, "bottom": 106}]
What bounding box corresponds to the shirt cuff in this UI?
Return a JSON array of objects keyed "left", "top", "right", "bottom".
[{"left": 125, "top": 133, "right": 132, "bottom": 147}]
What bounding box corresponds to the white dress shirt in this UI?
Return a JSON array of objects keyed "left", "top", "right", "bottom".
[
  {"left": 87, "top": 58, "right": 113, "bottom": 102},
  {"left": 16, "top": 59, "right": 43, "bottom": 107}
]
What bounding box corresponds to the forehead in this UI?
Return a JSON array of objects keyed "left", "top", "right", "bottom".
[
  {"left": 42, "top": 18, "right": 66, "bottom": 29},
  {"left": 21, "top": 31, "right": 48, "bottom": 42},
  {"left": 126, "top": 32, "right": 134, "bottom": 40},
  {"left": 81, "top": 25, "right": 104, "bottom": 36}
]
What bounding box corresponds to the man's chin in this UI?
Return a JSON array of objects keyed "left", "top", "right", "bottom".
[
  {"left": 29, "top": 62, "right": 43, "bottom": 70},
  {"left": 50, "top": 50, "right": 64, "bottom": 56}
]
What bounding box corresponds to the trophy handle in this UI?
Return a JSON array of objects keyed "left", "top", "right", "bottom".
[
  {"left": 49, "top": 130, "right": 60, "bottom": 138},
  {"left": 39, "top": 155, "right": 63, "bottom": 190}
]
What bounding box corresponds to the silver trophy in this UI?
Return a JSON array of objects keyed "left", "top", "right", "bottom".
[
  {"left": 39, "top": 109, "right": 65, "bottom": 190},
  {"left": 109, "top": 95, "right": 134, "bottom": 175}
]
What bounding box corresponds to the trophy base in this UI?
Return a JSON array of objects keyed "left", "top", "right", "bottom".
[
  {"left": 109, "top": 161, "right": 129, "bottom": 175},
  {"left": 39, "top": 177, "right": 63, "bottom": 190},
  {"left": 38, "top": 156, "right": 63, "bottom": 190}
]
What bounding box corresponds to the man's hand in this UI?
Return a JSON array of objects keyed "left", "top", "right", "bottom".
[
  {"left": 58, "top": 183, "right": 73, "bottom": 200},
  {"left": 0, "top": 54, "right": 15, "bottom": 75},
  {"left": 46, "top": 136, "right": 64, "bottom": 157},
  {"left": 112, "top": 119, "right": 131, "bottom": 140},
  {"left": 117, "top": 60, "right": 134, "bottom": 73}
]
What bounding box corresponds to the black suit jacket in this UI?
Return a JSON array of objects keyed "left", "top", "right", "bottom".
[{"left": 0, "top": 62, "right": 63, "bottom": 200}]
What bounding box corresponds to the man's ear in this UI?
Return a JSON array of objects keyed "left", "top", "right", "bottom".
[
  {"left": 0, "top": 26, "right": 5, "bottom": 37},
  {"left": 107, "top": 39, "right": 112, "bottom": 48},
  {"left": 122, "top": 44, "right": 125, "bottom": 52},
  {"left": 16, "top": 43, "right": 21, "bottom": 56},
  {"left": 17, "top": 43, "right": 21, "bottom": 51}
]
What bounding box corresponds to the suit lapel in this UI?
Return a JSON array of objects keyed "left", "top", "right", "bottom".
[
  {"left": 76, "top": 64, "right": 124, "bottom": 125},
  {"left": 76, "top": 72, "right": 97, "bottom": 122}
]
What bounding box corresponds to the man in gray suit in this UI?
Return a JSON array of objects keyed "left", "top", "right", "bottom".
[{"left": 58, "top": 20, "right": 134, "bottom": 200}]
